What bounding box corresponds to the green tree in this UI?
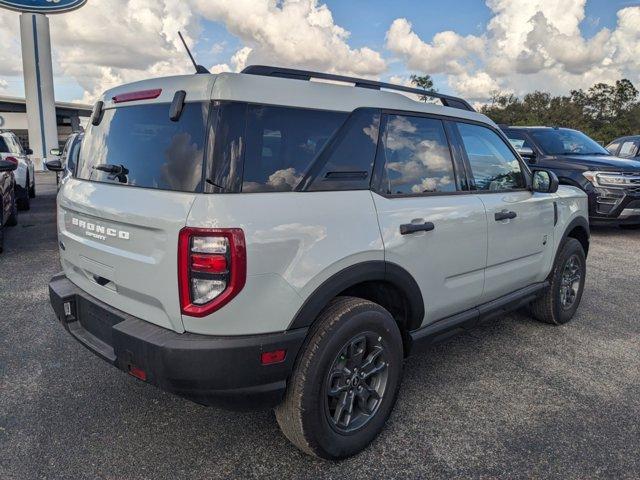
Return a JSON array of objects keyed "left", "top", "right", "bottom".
[
  {"left": 410, "top": 74, "right": 437, "bottom": 102},
  {"left": 480, "top": 79, "right": 640, "bottom": 144}
]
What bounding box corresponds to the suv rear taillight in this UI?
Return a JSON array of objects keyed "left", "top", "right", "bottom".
[
  {"left": 178, "top": 227, "right": 246, "bottom": 317},
  {"left": 5, "top": 156, "right": 19, "bottom": 166}
]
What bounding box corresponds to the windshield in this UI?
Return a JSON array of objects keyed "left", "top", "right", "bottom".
[
  {"left": 76, "top": 102, "right": 209, "bottom": 192},
  {"left": 530, "top": 129, "right": 608, "bottom": 156}
]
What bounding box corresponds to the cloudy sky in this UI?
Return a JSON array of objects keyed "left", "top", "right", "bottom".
[{"left": 0, "top": 0, "right": 638, "bottom": 105}]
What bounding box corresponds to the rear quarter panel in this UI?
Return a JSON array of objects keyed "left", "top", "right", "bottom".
[{"left": 184, "top": 191, "right": 383, "bottom": 335}]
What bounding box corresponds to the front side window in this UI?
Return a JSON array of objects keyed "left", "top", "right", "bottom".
[
  {"left": 378, "top": 115, "right": 457, "bottom": 195},
  {"left": 529, "top": 129, "right": 608, "bottom": 156},
  {"left": 242, "top": 106, "right": 347, "bottom": 192},
  {"left": 457, "top": 123, "right": 525, "bottom": 191},
  {"left": 619, "top": 140, "right": 639, "bottom": 158},
  {"left": 76, "top": 102, "right": 209, "bottom": 192}
]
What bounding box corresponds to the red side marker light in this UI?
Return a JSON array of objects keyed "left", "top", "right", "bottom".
[
  {"left": 261, "top": 349, "right": 286, "bottom": 365},
  {"left": 113, "top": 88, "right": 162, "bottom": 103},
  {"left": 128, "top": 365, "right": 147, "bottom": 381}
]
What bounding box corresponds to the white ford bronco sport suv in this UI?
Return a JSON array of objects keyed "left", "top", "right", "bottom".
[{"left": 49, "top": 66, "right": 589, "bottom": 459}]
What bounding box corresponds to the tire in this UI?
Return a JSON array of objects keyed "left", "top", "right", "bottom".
[
  {"left": 6, "top": 188, "right": 17, "bottom": 227},
  {"left": 29, "top": 174, "right": 36, "bottom": 198},
  {"left": 529, "top": 238, "right": 586, "bottom": 325},
  {"left": 275, "top": 296, "right": 403, "bottom": 460},
  {"left": 0, "top": 210, "right": 4, "bottom": 254},
  {"left": 16, "top": 184, "right": 30, "bottom": 211}
]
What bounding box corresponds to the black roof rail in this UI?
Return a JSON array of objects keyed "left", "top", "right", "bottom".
[{"left": 241, "top": 65, "right": 475, "bottom": 112}]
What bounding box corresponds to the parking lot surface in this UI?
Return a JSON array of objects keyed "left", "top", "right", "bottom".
[{"left": 1, "top": 173, "right": 639, "bottom": 479}]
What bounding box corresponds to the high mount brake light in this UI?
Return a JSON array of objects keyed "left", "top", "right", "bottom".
[
  {"left": 178, "top": 228, "right": 246, "bottom": 317},
  {"left": 112, "top": 88, "right": 162, "bottom": 103}
]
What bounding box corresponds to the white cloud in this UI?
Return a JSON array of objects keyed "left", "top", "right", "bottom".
[
  {"left": 0, "top": 0, "right": 638, "bottom": 105},
  {"left": 193, "top": 0, "right": 386, "bottom": 77},
  {"left": 0, "top": 0, "right": 202, "bottom": 103},
  {"left": 386, "top": 18, "right": 483, "bottom": 75},
  {"left": 0, "top": 11, "right": 22, "bottom": 77},
  {"left": 47, "top": 0, "right": 201, "bottom": 102},
  {"left": 385, "top": 0, "right": 640, "bottom": 101}
]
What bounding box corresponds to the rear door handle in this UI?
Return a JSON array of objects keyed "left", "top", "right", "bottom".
[
  {"left": 494, "top": 210, "right": 517, "bottom": 221},
  {"left": 400, "top": 222, "right": 435, "bottom": 235}
]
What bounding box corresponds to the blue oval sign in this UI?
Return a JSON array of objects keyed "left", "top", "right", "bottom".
[{"left": 0, "top": 0, "right": 87, "bottom": 14}]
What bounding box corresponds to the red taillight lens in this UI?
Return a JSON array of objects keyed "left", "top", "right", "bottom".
[
  {"left": 112, "top": 88, "right": 162, "bottom": 103},
  {"left": 178, "top": 227, "right": 246, "bottom": 317},
  {"left": 5, "top": 156, "right": 19, "bottom": 166}
]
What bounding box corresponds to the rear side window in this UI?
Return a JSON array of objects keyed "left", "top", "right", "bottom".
[
  {"left": 76, "top": 102, "right": 209, "bottom": 192},
  {"left": 457, "top": 123, "right": 525, "bottom": 191},
  {"left": 504, "top": 130, "right": 533, "bottom": 150},
  {"left": 303, "top": 108, "right": 380, "bottom": 191},
  {"left": 0, "top": 136, "right": 9, "bottom": 153},
  {"left": 377, "top": 114, "right": 457, "bottom": 195},
  {"left": 242, "top": 106, "right": 347, "bottom": 192}
]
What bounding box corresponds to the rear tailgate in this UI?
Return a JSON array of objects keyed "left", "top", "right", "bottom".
[
  {"left": 56, "top": 77, "right": 215, "bottom": 333},
  {"left": 58, "top": 182, "right": 196, "bottom": 332}
]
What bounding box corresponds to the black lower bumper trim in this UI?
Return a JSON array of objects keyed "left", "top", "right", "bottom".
[{"left": 49, "top": 273, "right": 308, "bottom": 410}]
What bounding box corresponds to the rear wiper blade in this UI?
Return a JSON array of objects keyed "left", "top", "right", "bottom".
[{"left": 206, "top": 178, "right": 227, "bottom": 192}]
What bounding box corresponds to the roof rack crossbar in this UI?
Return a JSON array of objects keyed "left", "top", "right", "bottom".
[{"left": 240, "top": 65, "right": 475, "bottom": 112}]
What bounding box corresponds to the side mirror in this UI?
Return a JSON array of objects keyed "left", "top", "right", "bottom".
[
  {"left": 532, "top": 169, "right": 559, "bottom": 194},
  {"left": 45, "top": 159, "right": 64, "bottom": 172},
  {"left": 25, "top": 148, "right": 33, "bottom": 155},
  {"left": 0, "top": 159, "right": 18, "bottom": 172},
  {"left": 50, "top": 148, "right": 61, "bottom": 156},
  {"left": 517, "top": 147, "right": 536, "bottom": 161}
]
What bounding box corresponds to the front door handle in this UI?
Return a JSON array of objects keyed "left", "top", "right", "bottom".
[
  {"left": 494, "top": 210, "right": 517, "bottom": 221},
  {"left": 400, "top": 222, "right": 435, "bottom": 235}
]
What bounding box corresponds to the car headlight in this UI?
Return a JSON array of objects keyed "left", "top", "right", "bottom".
[{"left": 582, "top": 171, "right": 628, "bottom": 187}]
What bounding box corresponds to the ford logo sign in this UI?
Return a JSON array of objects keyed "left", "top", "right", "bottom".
[{"left": 0, "top": 0, "right": 87, "bottom": 14}]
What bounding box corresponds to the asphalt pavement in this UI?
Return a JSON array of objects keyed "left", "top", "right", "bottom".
[{"left": 1, "top": 172, "right": 638, "bottom": 479}]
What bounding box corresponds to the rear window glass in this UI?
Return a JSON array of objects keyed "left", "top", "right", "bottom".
[
  {"left": 242, "top": 105, "right": 347, "bottom": 192},
  {"left": 76, "top": 102, "right": 209, "bottom": 192}
]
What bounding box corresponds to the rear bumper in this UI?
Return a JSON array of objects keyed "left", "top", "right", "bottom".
[{"left": 49, "top": 273, "right": 307, "bottom": 410}]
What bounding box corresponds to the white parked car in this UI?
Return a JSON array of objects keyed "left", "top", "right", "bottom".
[
  {"left": 48, "top": 66, "right": 590, "bottom": 459},
  {"left": 48, "top": 132, "right": 83, "bottom": 189},
  {"left": 0, "top": 130, "right": 35, "bottom": 210}
]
